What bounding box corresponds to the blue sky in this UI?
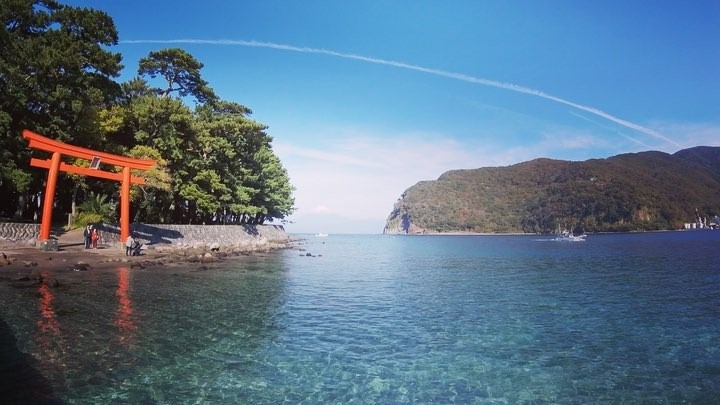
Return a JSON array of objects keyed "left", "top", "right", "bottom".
[{"left": 65, "top": 1, "right": 719, "bottom": 234}]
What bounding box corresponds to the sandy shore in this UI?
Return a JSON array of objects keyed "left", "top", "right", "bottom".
[{"left": 0, "top": 240, "right": 175, "bottom": 275}]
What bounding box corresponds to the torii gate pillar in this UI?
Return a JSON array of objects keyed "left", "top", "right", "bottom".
[{"left": 23, "top": 130, "right": 156, "bottom": 250}]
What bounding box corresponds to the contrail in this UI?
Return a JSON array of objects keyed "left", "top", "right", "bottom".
[
  {"left": 568, "top": 111, "right": 653, "bottom": 149},
  {"left": 121, "top": 38, "right": 679, "bottom": 147}
]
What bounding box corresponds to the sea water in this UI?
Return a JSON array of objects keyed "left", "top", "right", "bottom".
[{"left": 1, "top": 231, "right": 719, "bottom": 403}]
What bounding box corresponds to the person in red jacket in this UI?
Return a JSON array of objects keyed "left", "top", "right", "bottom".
[{"left": 91, "top": 228, "right": 99, "bottom": 249}]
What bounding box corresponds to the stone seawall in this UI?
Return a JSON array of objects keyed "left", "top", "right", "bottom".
[
  {"left": 0, "top": 223, "right": 40, "bottom": 246},
  {"left": 0, "top": 222, "right": 290, "bottom": 251},
  {"left": 103, "top": 223, "right": 291, "bottom": 250}
]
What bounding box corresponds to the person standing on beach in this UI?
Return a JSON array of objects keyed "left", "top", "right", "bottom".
[
  {"left": 83, "top": 225, "right": 92, "bottom": 249},
  {"left": 125, "top": 235, "right": 134, "bottom": 256},
  {"left": 91, "top": 228, "right": 99, "bottom": 249}
]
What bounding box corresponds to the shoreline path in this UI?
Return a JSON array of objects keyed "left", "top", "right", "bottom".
[{"left": 0, "top": 227, "right": 165, "bottom": 273}]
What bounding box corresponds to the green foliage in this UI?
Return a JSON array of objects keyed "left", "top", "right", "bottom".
[
  {"left": 138, "top": 48, "right": 217, "bottom": 104},
  {"left": 0, "top": 2, "right": 295, "bottom": 225},
  {"left": 249, "top": 145, "right": 295, "bottom": 223},
  {"left": 386, "top": 149, "right": 720, "bottom": 234},
  {"left": 0, "top": 0, "right": 122, "bottom": 218},
  {"left": 79, "top": 191, "right": 116, "bottom": 222},
  {"left": 73, "top": 212, "right": 105, "bottom": 229}
]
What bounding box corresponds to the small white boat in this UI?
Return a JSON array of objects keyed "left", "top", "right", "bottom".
[
  {"left": 554, "top": 229, "right": 586, "bottom": 242},
  {"left": 315, "top": 232, "right": 329, "bottom": 237}
]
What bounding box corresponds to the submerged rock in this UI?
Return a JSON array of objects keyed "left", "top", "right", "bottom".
[
  {"left": 73, "top": 262, "right": 91, "bottom": 271},
  {"left": 201, "top": 252, "right": 215, "bottom": 263}
]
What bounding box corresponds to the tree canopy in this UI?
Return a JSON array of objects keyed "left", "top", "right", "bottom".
[
  {"left": 138, "top": 48, "right": 218, "bottom": 104},
  {"left": 0, "top": 0, "right": 295, "bottom": 225}
]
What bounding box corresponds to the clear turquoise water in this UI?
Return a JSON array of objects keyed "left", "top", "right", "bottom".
[{"left": 1, "top": 231, "right": 720, "bottom": 403}]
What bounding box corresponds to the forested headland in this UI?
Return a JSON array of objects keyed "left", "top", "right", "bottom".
[
  {"left": 384, "top": 147, "right": 720, "bottom": 235},
  {"left": 0, "top": 1, "right": 295, "bottom": 227}
]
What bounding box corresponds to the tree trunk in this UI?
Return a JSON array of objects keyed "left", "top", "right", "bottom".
[
  {"left": 71, "top": 186, "right": 78, "bottom": 216},
  {"left": 14, "top": 193, "right": 27, "bottom": 221}
]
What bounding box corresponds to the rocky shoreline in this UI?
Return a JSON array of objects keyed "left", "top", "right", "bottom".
[{"left": 0, "top": 223, "right": 301, "bottom": 288}]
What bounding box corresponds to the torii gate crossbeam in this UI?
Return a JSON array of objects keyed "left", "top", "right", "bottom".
[{"left": 23, "top": 130, "right": 156, "bottom": 249}]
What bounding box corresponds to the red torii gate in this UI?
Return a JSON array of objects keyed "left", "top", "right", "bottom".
[{"left": 23, "top": 130, "right": 156, "bottom": 249}]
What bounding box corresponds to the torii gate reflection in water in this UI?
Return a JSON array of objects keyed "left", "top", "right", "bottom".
[{"left": 23, "top": 130, "right": 156, "bottom": 250}]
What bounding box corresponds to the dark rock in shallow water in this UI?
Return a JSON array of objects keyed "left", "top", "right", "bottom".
[
  {"left": 88, "top": 370, "right": 108, "bottom": 384},
  {"left": 73, "top": 262, "right": 91, "bottom": 271}
]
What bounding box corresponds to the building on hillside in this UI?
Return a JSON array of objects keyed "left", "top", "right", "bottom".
[{"left": 684, "top": 215, "right": 719, "bottom": 230}]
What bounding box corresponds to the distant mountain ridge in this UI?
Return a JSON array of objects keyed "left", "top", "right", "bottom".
[{"left": 383, "top": 147, "right": 720, "bottom": 234}]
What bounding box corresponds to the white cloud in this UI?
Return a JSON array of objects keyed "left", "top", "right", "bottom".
[
  {"left": 274, "top": 129, "right": 480, "bottom": 233},
  {"left": 311, "top": 205, "right": 331, "bottom": 213}
]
